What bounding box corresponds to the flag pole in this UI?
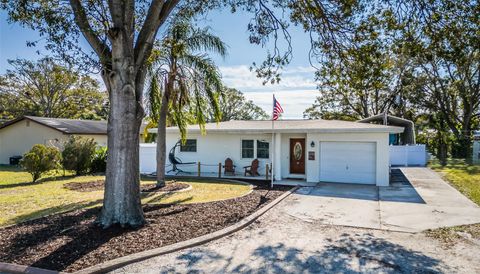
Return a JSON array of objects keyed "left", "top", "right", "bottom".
[{"left": 271, "top": 94, "right": 275, "bottom": 189}]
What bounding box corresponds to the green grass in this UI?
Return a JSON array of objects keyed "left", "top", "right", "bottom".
[
  {"left": 0, "top": 166, "right": 251, "bottom": 226},
  {"left": 430, "top": 159, "right": 480, "bottom": 206}
]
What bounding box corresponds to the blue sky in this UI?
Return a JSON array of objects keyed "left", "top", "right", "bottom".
[{"left": 0, "top": 9, "right": 318, "bottom": 118}]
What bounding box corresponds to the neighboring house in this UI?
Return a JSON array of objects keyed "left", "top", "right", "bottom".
[
  {"left": 145, "top": 119, "right": 404, "bottom": 186},
  {"left": 0, "top": 116, "right": 145, "bottom": 165}
]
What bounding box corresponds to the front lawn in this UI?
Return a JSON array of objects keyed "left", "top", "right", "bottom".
[
  {"left": 430, "top": 159, "right": 480, "bottom": 206},
  {"left": 0, "top": 166, "right": 251, "bottom": 226}
]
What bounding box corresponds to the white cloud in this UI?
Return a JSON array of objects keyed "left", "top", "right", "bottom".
[
  {"left": 220, "top": 65, "right": 319, "bottom": 118},
  {"left": 219, "top": 65, "right": 317, "bottom": 91},
  {"left": 93, "top": 65, "right": 319, "bottom": 119},
  {"left": 243, "top": 89, "right": 318, "bottom": 119}
]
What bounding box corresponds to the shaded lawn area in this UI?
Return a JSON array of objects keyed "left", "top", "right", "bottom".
[
  {"left": 429, "top": 159, "right": 480, "bottom": 206},
  {"left": 0, "top": 165, "right": 252, "bottom": 226}
]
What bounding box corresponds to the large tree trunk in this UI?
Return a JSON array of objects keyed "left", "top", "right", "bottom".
[
  {"left": 67, "top": 0, "right": 180, "bottom": 229},
  {"left": 438, "top": 135, "right": 448, "bottom": 166},
  {"left": 156, "top": 89, "right": 169, "bottom": 187},
  {"left": 156, "top": 74, "right": 174, "bottom": 187},
  {"left": 97, "top": 59, "right": 145, "bottom": 228},
  {"left": 452, "top": 134, "right": 472, "bottom": 160}
]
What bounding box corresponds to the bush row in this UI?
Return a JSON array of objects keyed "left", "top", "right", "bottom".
[{"left": 20, "top": 136, "right": 108, "bottom": 182}]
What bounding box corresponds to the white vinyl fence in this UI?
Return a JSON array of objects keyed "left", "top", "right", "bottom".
[
  {"left": 389, "top": 145, "right": 428, "bottom": 167},
  {"left": 139, "top": 143, "right": 157, "bottom": 174}
]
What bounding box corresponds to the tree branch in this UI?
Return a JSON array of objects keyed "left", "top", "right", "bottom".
[
  {"left": 134, "top": 0, "right": 179, "bottom": 71},
  {"left": 69, "top": 0, "right": 112, "bottom": 67}
]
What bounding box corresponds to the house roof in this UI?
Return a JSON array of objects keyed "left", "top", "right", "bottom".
[
  {"left": 0, "top": 116, "right": 109, "bottom": 134},
  {"left": 157, "top": 119, "right": 404, "bottom": 134}
]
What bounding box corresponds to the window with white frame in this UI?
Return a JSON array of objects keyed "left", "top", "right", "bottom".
[
  {"left": 257, "top": 140, "right": 270, "bottom": 158},
  {"left": 241, "top": 139, "right": 254, "bottom": 158}
]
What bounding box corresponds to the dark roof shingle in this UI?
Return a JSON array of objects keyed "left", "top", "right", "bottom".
[{"left": 0, "top": 116, "right": 108, "bottom": 134}]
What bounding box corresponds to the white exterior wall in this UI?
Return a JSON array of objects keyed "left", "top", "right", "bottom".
[
  {"left": 0, "top": 120, "right": 64, "bottom": 164},
  {"left": 77, "top": 134, "right": 108, "bottom": 147},
  {"left": 161, "top": 132, "right": 273, "bottom": 175},
  {"left": 274, "top": 133, "right": 282, "bottom": 180},
  {"left": 140, "top": 130, "right": 391, "bottom": 186},
  {"left": 306, "top": 132, "right": 390, "bottom": 186}
]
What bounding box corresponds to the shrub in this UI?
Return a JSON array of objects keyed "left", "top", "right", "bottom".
[
  {"left": 20, "top": 144, "right": 61, "bottom": 183},
  {"left": 91, "top": 146, "right": 108, "bottom": 173},
  {"left": 62, "top": 136, "right": 97, "bottom": 175}
]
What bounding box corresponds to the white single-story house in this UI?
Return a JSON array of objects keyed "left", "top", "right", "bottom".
[
  {"left": 145, "top": 119, "right": 404, "bottom": 186},
  {"left": 0, "top": 116, "right": 145, "bottom": 165}
]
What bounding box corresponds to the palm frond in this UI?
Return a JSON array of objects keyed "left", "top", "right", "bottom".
[
  {"left": 186, "top": 28, "right": 228, "bottom": 58},
  {"left": 182, "top": 54, "right": 222, "bottom": 91},
  {"left": 172, "top": 107, "right": 189, "bottom": 142},
  {"left": 193, "top": 83, "right": 207, "bottom": 135},
  {"left": 147, "top": 75, "right": 162, "bottom": 122}
]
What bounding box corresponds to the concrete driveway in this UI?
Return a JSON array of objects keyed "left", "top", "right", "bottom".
[
  {"left": 112, "top": 168, "right": 480, "bottom": 274},
  {"left": 285, "top": 168, "right": 480, "bottom": 232}
]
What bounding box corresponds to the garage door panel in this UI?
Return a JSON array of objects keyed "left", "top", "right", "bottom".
[{"left": 320, "top": 142, "right": 376, "bottom": 185}]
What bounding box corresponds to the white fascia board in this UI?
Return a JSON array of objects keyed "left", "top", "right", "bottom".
[{"left": 162, "top": 126, "right": 404, "bottom": 135}]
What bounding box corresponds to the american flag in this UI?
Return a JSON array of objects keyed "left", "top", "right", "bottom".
[{"left": 272, "top": 95, "right": 284, "bottom": 120}]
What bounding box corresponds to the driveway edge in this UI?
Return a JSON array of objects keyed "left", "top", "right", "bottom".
[{"left": 74, "top": 186, "right": 299, "bottom": 274}]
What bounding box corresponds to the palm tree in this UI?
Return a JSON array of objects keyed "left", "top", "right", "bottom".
[{"left": 148, "top": 21, "right": 227, "bottom": 187}]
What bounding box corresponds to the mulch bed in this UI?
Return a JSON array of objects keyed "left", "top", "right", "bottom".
[
  {"left": 140, "top": 182, "right": 190, "bottom": 192},
  {"left": 64, "top": 180, "right": 190, "bottom": 193},
  {"left": 63, "top": 180, "right": 105, "bottom": 192},
  {"left": 0, "top": 184, "right": 291, "bottom": 272}
]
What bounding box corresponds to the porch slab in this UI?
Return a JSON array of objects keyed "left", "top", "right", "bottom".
[
  {"left": 273, "top": 179, "right": 317, "bottom": 187},
  {"left": 161, "top": 171, "right": 316, "bottom": 186},
  {"left": 162, "top": 171, "right": 271, "bottom": 181}
]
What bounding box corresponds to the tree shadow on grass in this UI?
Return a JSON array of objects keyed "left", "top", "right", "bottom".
[
  {"left": 0, "top": 174, "right": 76, "bottom": 189},
  {"left": 141, "top": 189, "right": 193, "bottom": 205},
  {"left": 145, "top": 194, "right": 193, "bottom": 205},
  {"left": 432, "top": 159, "right": 480, "bottom": 175},
  {"left": 164, "top": 232, "right": 451, "bottom": 273},
  {"left": 6, "top": 199, "right": 103, "bottom": 226}
]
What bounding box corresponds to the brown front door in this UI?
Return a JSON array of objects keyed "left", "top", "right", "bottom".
[{"left": 290, "top": 138, "right": 305, "bottom": 174}]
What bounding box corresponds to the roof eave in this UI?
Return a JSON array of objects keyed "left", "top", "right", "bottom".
[
  {"left": 164, "top": 127, "right": 404, "bottom": 134},
  {"left": 0, "top": 116, "right": 68, "bottom": 134}
]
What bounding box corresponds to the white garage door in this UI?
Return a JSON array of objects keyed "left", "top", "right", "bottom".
[{"left": 319, "top": 142, "right": 376, "bottom": 185}]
